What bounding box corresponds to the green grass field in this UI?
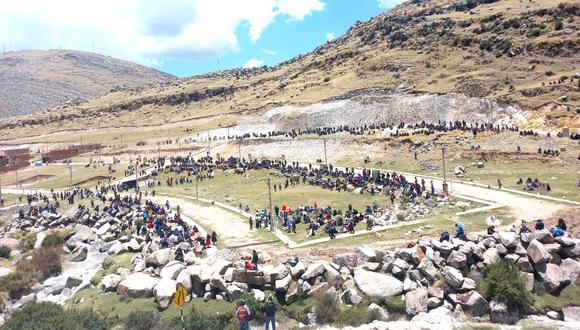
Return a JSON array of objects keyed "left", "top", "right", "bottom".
[{"left": 339, "top": 151, "right": 580, "bottom": 202}]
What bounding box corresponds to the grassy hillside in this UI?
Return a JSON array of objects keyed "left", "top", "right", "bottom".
[{"left": 0, "top": 0, "right": 578, "bottom": 139}]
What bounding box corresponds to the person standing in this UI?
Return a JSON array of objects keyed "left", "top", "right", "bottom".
[
  {"left": 251, "top": 250, "right": 259, "bottom": 270},
  {"left": 236, "top": 300, "right": 251, "bottom": 330},
  {"left": 262, "top": 296, "right": 277, "bottom": 330}
]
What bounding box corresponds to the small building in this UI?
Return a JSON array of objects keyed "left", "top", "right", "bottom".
[{"left": 0, "top": 148, "right": 31, "bottom": 173}]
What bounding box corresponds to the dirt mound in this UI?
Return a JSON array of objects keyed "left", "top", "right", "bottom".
[
  {"left": 544, "top": 207, "right": 580, "bottom": 238},
  {"left": 15, "top": 174, "right": 53, "bottom": 185},
  {"left": 460, "top": 150, "right": 562, "bottom": 163}
]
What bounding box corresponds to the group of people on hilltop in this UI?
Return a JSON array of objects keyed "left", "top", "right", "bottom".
[{"left": 439, "top": 217, "right": 570, "bottom": 244}]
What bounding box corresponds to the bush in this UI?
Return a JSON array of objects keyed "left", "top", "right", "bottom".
[
  {"left": 482, "top": 259, "right": 533, "bottom": 310},
  {"left": 2, "top": 302, "right": 107, "bottom": 330},
  {"left": 124, "top": 310, "right": 167, "bottom": 330},
  {"left": 314, "top": 292, "right": 340, "bottom": 324},
  {"left": 177, "top": 306, "right": 232, "bottom": 330},
  {"left": 335, "top": 306, "right": 382, "bottom": 326},
  {"left": 31, "top": 248, "right": 62, "bottom": 279},
  {"left": 554, "top": 19, "right": 563, "bottom": 31},
  {"left": 43, "top": 232, "right": 66, "bottom": 248},
  {"left": 0, "top": 245, "right": 11, "bottom": 258},
  {"left": 367, "top": 295, "right": 406, "bottom": 315}
]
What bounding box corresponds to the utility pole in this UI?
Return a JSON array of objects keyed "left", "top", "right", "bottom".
[
  {"left": 267, "top": 178, "right": 274, "bottom": 232},
  {"left": 323, "top": 138, "right": 328, "bottom": 168},
  {"left": 207, "top": 131, "right": 211, "bottom": 156},
  {"left": 442, "top": 146, "right": 448, "bottom": 195},
  {"left": 68, "top": 160, "right": 73, "bottom": 189},
  {"left": 195, "top": 175, "right": 199, "bottom": 200}
]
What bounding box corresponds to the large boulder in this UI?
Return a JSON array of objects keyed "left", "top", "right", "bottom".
[
  {"left": 457, "top": 291, "right": 489, "bottom": 316},
  {"left": 341, "top": 289, "right": 363, "bottom": 305},
  {"left": 489, "top": 299, "right": 508, "bottom": 324},
  {"left": 357, "top": 245, "right": 377, "bottom": 263},
  {"left": 96, "top": 223, "right": 111, "bottom": 236},
  {"left": 354, "top": 268, "right": 403, "bottom": 297},
  {"left": 444, "top": 266, "right": 464, "bottom": 289},
  {"left": 160, "top": 261, "right": 185, "bottom": 280},
  {"left": 100, "top": 274, "right": 122, "bottom": 292},
  {"left": 417, "top": 258, "right": 439, "bottom": 283},
  {"left": 275, "top": 275, "right": 292, "bottom": 292},
  {"left": 290, "top": 261, "right": 306, "bottom": 279},
  {"left": 447, "top": 251, "right": 467, "bottom": 268},
  {"left": 66, "top": 225, "right": 94, "bottom": 247},
  {"left": 562, "top": 306, "right": 580, "bottom": 322},
  {"left": 70, "top": 245, "right": 88, "bottom": 262},
  {"left": 154, "top": 278, "right": 177, "bottom": 310},
  {"left": 527, "top": 240, "right": 550, "bottom": 264},
  {"left": 145, "top": 248, "right": 174, "bottom": 267},
  {"left": 483, "top": 248, "right": 500, "bottom": 265},
  {"left": 333, "top": 253, "right": 358, "bottom": 268},
  {"left": 117, "top": 272, "right": 159, "bottom": 298},
  {"left": 176, "top": 269, "right": 192, "bottom": 291},
  {"left": 301, "top": 262, "right": 326, "bottom": 280},
  {"left": 412, "top": 307, "right": 454, "bottom": 324},
  {"left": 499, "top": 232, "right": 517, "bottom": 248},
  {"left": 560, "top": 258, "right": 580, "bottom": 285},
  {"left": 536, "top": 263, "right": 570, "bottom": 293},
  {"left": 269, "top": 264, "right": 289, "bottom": 281},
  {"left": 405, "top": 288, "right": 428, "bottom": 316}
]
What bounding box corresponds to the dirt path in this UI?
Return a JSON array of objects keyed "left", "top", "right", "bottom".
[{"left": 157, "top": 194, "right": 270, "bottom": 247}]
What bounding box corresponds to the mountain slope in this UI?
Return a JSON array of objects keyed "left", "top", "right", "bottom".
[
  {"left": 0, "top": 49, "right": 175, "bottom": 117},
  {"left": 1, "top": 0, "right": 578, "bottom": 137}
]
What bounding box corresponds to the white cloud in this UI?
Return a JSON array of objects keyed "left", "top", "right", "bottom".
[
  {"left": 377, "top": 0, "right": 405, "bottom": 9},
  {"left": 326, "top": 32, "right": 336, "bottom": 41},
  {"left": 243, "top": 58, "right": 265, "bottom": 68},
  {"left": 261, "top": 48, "right": 278, "bottom": 55},
  {"left": 0, "top": 0, "right": 325, "bottom": 66}
]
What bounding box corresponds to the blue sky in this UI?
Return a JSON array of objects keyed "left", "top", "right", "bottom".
[
  {"left": 161, "top": 1, "right": 399, "bottom": 77},
  {"left": 1, "top": 0, "right": 404, "bottom": 77}
]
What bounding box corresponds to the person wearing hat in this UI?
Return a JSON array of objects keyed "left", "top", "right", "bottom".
[
  {"left": 261, "top": 296, "right": 277, "bottom": 330},
  {"left": 236, "top": 300, "right": 251, "bottom": 330}
]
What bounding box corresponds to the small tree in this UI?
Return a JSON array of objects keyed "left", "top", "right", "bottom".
[
  {"left": 554, "top": 19, "right": 563, "bottom": 31},
  {"left": 314, "top": 292, "right": 340, "bottom": 324},
  {"left": 0, "top": 245, "right": 11, "bottom": 258},
  {"left": 482, "top": 259, "right": 533, "bottom": 310}
]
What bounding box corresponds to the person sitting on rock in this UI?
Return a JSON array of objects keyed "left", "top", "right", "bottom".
[
  {"left": 558, "top": 218, "right": 567, "bottom": 231},
  {"left": 535, "top": 219, "right": 545, "bottom": 230},
  {"left": 551, "top": 226, "right": 565, "bottom": 238},
  {"left": 519, "top": 220, "right": 531, "bottom": 234},
  {"left": 454, "top": 223, "right": 465, "bottom": 239},
  {"left": 440, "top": 231, "right": 450, "bottom": 242}
]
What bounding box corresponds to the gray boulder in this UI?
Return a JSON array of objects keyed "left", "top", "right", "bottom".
[
  {"left": 100, "top": 274, "right": 122, "bottom": 292},
  {"left": 499, "top": 232, "right": 517, "bottom": 248},
  {"left": 447, "top": 251, "right": 467, "bottom": 268},
  {"left": 560, "top": 258, "right": 580, "bottom": 285},
  {"left": 537, "top": 263, "right": 570, "bottom": 293},
  {"left": 405, "top": 288, "right": 428, "bottom": 316},
  {"left": 527, "top": 240, "right": 550, "bottom": 264},
  {"left": 117, "top": 272, "right": 160, "bottom": 298},
  {"left": 70, "top": 245, "right": 88, "bottom": 262},
  {"left": 145, "top": 248, "right": 174, "bottom": 267},
  {"left": 490, "top": 299, "right": 508, "bottom": 324},
  {"left": 562, "top": 306, "right": 580, "bottom": 322},
  {"left": 154, "top": 278, "right": 177, "bottom": 309},
  {"left": 444, "top": 266, "right": 464, "bottom": 289},
  {"left": 354, "top": 268, "right": 403, "bottom": 297}
]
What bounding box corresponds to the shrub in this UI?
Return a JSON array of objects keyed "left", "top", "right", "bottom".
[
  {"left": 314, "top": 292, "right": 340, "bottom": 324},
  {"left": 177, "top": 306, "right": 232, "bottom": 330},
  {"left": 124, "top": 310, "right": 166, "bottom": 330},
  {"left": 554, "top": 19, "right": 563, "bottom": 30},
  {"left": 1, "top": 302, "right": 107, "bottom": 330},
  {"left": 0, "top": 245, "right": 11, "bottom": 258},
  {"left": 367, "top": 295, "right": 406, "bottom": 315},
  {"left": 482, "top": 259, "right": 533, "bottom": 310},
  {"left": 43, "top": 232, "right": 65, "bottom": 248},
  {"left": 31, "top": 248, "right": 62, "bottom": 279},
  {"left": 323, "top": 76, "right": 331, "bottom": 82},
  {"left": 335, "top": 306, "right": 382, "bottom": 326}
]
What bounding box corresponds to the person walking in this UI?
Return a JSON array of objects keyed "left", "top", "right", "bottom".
[
  {"left": 236, "top": 300, "right": 251, "bottom": 330},
  {"left": 262, "top": 296, "right": 277, "bottom": 330}
]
